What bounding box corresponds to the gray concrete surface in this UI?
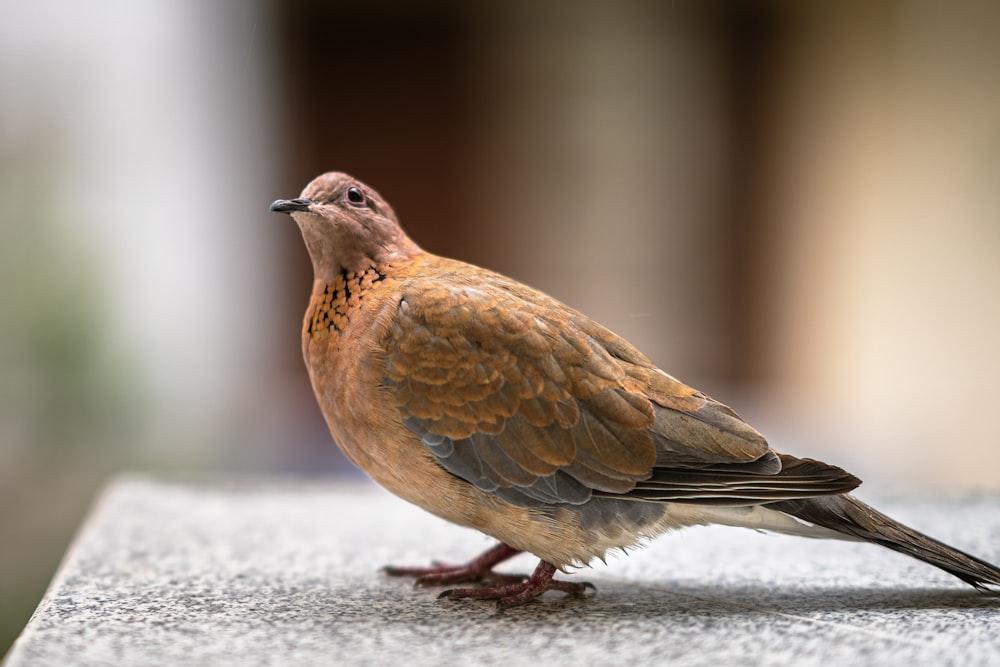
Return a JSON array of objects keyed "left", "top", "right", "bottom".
[{"left": 4, "top": 475, "right": 1000, "bottom": 666}]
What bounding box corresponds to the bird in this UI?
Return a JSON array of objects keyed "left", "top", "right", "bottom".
[{"left": 270, "top": 171, "right": 1000, "bottom": 607}]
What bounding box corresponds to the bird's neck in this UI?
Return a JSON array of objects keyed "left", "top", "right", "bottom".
[{"left": 306, "top": 234, "right": 422, "bottom": 284}]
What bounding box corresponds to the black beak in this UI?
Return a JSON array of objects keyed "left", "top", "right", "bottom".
[{"left": 269, "top": 198, "right": 314, "bottom": 213}]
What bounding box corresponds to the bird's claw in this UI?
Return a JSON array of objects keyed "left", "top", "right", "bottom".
[{"left": 384, "top": 545, "right": 597, "bottom": 606}]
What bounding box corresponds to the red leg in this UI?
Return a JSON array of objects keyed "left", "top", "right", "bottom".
[
  {"left": 438, "top": 560, "right": 595, "bottom": 607},
  {"left": 383, "top": 543, "right": 528, "bottom": 587}
]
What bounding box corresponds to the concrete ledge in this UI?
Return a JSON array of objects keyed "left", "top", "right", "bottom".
[{"left": 5, "top": 475, "right": 1000, "bottom": 666}]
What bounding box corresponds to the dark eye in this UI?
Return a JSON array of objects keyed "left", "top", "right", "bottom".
[{"left": 346, "top": 186, "right": 366, "bottom": 206}]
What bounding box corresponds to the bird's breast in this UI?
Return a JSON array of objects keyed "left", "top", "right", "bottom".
[{"left": 300, "top": 265, "right": 396, "bottom": 457}]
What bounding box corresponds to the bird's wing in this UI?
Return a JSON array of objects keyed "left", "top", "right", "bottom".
[{"left": 384, "top": 274, "right": 857, "bottom": 507}]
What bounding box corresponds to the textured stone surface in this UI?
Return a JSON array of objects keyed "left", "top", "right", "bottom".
[{"left": 5, "top": 475, "right": 1000, "bottom": 666}]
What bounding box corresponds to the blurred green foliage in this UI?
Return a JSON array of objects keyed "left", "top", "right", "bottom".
[{"left": 0, "top": 158, "right": 143, "bottom": 654}]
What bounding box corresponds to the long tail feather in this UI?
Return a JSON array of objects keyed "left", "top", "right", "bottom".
[{"left": 770, "top": 494, "right": 1000, "bottom": 591}]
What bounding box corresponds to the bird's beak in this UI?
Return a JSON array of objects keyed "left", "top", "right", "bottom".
[{"left": 269, "top": 198, "right": 314, "bottom": 213}]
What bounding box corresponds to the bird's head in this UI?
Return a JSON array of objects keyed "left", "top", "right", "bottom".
[{"left": 270, "top": 172, "right": 420, "bottom": 278}]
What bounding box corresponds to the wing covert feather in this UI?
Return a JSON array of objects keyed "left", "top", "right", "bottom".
[{"left": 383, "top": 273, "right": 833, "bottom": 508}]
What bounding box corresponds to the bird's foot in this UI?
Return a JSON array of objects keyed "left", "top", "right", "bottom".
[
  {"left": 439, "top": 560, "right": 595, "bottom": 607},
  {"left": 383, "top": 543, "right": 527, "bottom": 587}
]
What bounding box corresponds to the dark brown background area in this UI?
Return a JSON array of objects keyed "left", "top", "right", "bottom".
[{"left": 271, "top": 0, "right": 776, "bottom": 383}]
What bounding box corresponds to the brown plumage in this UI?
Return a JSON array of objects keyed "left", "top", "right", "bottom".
[{"left": 270, "top": 172, "right": 1000, "bottom": 606}]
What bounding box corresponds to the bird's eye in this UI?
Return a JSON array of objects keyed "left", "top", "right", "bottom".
[{"left": 346, "top": 187, "right": 366, "bottom": 206}]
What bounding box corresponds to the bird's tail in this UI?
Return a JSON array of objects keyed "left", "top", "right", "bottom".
[{"left": 769, "top": 494, "right": 1000, "bottom": 591}]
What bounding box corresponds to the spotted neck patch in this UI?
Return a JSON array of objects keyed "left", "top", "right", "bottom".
[{"left": 307, "top": 266, "right": 388, "bottom": 336}]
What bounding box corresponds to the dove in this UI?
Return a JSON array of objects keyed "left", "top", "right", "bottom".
[{"left": 269, "top": 171, "right": 1000, "bottom": 606}]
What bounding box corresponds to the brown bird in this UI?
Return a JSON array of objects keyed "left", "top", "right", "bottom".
[{"left": 270, "top": 172, "right": 1000, "bottom": 606}]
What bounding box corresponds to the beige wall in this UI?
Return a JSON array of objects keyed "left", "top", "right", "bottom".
[{"left": 750, "top": 2, "right": 1000, "bottom": 487}]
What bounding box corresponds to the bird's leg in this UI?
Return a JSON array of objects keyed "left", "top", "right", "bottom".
[
  {"left": 438, "top": 559, "right": 595, "bottom": 607},
  {"left": 383, "top": 542, "right": 529, "bottom": 587}
]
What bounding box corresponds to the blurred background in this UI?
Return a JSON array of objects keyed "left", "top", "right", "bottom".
[{"left": 2, "top": 0, "right": 1000, "bottom": 652}]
